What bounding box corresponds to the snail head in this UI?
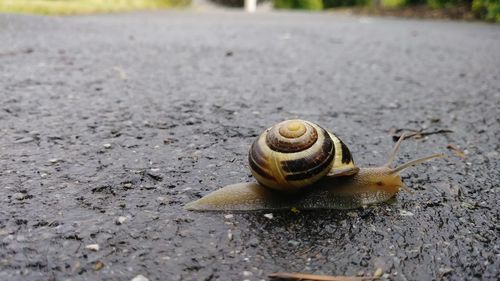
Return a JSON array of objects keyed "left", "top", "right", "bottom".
[{"left": 359, "top": 133, "right": 445, "bottom": 194}]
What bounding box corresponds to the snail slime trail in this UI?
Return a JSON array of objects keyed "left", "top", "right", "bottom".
[{"left": 185, "top": 120, "right": 444, "bottom": 212}]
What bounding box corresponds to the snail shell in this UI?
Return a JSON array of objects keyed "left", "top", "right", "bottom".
[{"left": 248, "top": 119, "right": 358, "bottom": 192}]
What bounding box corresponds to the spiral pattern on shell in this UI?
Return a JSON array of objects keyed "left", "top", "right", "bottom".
[{"left": 248, "top": 120, "right": 357, "bottom": 192}]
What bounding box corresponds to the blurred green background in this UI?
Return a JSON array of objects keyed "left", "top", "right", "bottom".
[
  {"left": 0, "top": 0, "right": 497, "bottom": 21},
  {"left": 274, "top": 0, "right": 499, "bottom": 22},
  {"left": 0, "top": 0, "right": 190, "bottom": 15}
]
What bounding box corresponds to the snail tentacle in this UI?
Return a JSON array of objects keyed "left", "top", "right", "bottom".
[
  {"left": 384, "top": 133, "right": 444, "bottom": 172},
  {"left": 385, "top": 133, "right": 407, "bottom": 167},
  {"left": 390, "top": 153, "right": 445, "bottom": 174}
]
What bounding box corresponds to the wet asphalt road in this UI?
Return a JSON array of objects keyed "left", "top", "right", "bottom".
[{"left": 0, "top": 10, "right": 499, "bottom": 281}]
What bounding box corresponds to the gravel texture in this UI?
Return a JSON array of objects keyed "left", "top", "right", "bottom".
[{"left": 0, "top": 10, "right": 499, "bottom": 281}]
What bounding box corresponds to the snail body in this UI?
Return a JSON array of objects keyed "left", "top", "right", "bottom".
[{"left": 185, "top": 120, "right": 443, "bottom": 212}]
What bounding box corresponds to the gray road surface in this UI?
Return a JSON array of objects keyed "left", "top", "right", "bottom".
[{"left": 0, "top": 10, "right": 499, "bottom": 281}]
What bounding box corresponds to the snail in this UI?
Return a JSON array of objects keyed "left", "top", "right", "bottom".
[{"left": 185, "top": 119, "right": 444, "bottom": 211}]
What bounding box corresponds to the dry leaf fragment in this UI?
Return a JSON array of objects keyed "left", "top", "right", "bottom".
[
  {"left": 446, "top": 144, "right": 466, "bottom": 159},
  {"left": 93, "top": 260, "right": 104, "bottom": 271},
  {"left": 373, "top": 268, "right": 383, "bottom": 278},
  {"left": 113, "top": 66, "right": 127, "bottom": 80},
  {"left": 390, "top": 128, "right": 453, "bottom": 141},
  {"left": 268, "top": 272, "right": 379, "bottom": 281}
]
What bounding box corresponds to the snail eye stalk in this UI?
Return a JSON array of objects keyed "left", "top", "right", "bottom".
[
  {"left": 390, "top": 153, "right": 445, "bottom": 174},
  {"left": 384, "top": 132, "right": 444, "bottom": 174},
  {"left": 385, "top": 133, "right": 407, "bottom": 167}
]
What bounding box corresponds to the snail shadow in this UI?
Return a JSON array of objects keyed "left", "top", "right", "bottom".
[
  {"left": 225, "top": 202, "right": 402, "bottom": 274},
  {"left": 236, "top": 198, "right": 399, "bottom": 241}
]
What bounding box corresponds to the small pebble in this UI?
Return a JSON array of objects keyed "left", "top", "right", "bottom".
[
  {"left": 439, "top": 267, "right": 454, "bottom": 275},
  {"left": 85, "top": 244, "right": 100, "bottom": 251},
  {"left": 263, "top": 213, "right": 273, "bottom": 219},
  {"left": 399, "top": 210, "right": 414, "bottom": 216},
  {"left": 156, "top": 196, "right": 168, "bottom": 202},
  {"left": 131, "top": 274, "right": 149, "bottom": 281},
  {"left": 486, "top": 151, "right": 499, "bottom": 159},
  {"left": 288, "top": 240, "right": 300, "bottom": 247},
  {"left": 13, "top": 193, "right": 26, "bottom": 200},
  {"left": 249, "top": 238, "right": 259, "bottom": 247},
  {"left": 116, "top": 216, "right": 127, "bottom": 225},
  {"left": 224, "top": 214, "right": 234, "bottom": 219},
  {"left": 374, "top": 268, "right": 384, "bottom": 278},
  {"left": 243, "top": 271, "right": 252, "bottom": 277},
  {"left": 191, "top": 150, "right": 201, "bottom": 161},
  {"left": 49, "top": 158, "right": 59, "bottom": 164},
  {"left": 103, "top": 143, "right": 112, "bottom": 149},
  {"left": 147, "top": 172, "right": 163, "bottom": 181},
  {"left": 16, "top": 235, "right": 26, "bottom": 242},
  {"left": 387, "top": 102, "right": 400, "bottom": 109}
]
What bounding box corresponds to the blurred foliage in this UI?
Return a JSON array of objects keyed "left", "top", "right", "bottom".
[
  {"left": 426, "top": 0, "right": 470, "bottom": 8},
  {"left": 274, "top": 0, "right": 323, "bottom": 10},
  {"left": 0, "top": 0, "right": 190, "bottom": 15},
  {"left": 379, "top": 0, "right": 471, "bottom": 8},
  {"left": 322, "top": 0, "right": 368, "bottom": 8},
  {"left": 380, "top": 0, "right": 406, "bottom": 7},
  {"left": 274, "top": 0, "right": 499, "bottom": 22},
  {"left": 472, "top": 0, "right": 500, "bottom": 21},
  {"left": 402, "top": 0, "right": 426, "bottom": 4}
]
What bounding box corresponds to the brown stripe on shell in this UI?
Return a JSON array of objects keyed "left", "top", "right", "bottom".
[
  {"left": 248, "top": 140, "right": 273, "bottom": 179},
  {"left": 339, "top": 140, "right": 353, "bottom": 164},
  {"left": 249, "top": 139, "right": 269, "bottom": 168},
  {"left": 249, "top": 159, "right": 273, "bottom": 180},
  {"left": 281, "top": 129, "right": 335, "bottom": 181}
]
